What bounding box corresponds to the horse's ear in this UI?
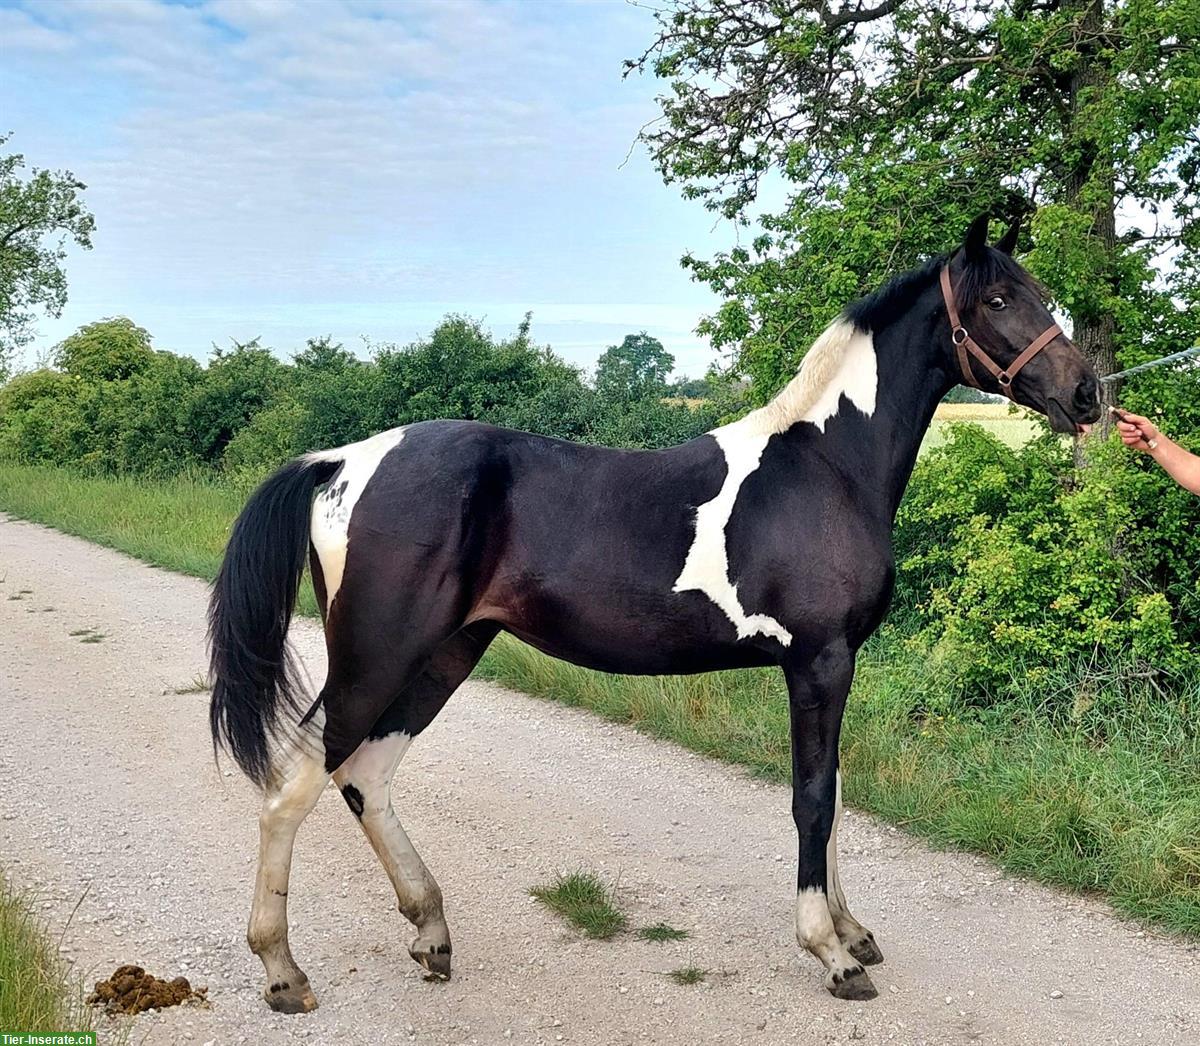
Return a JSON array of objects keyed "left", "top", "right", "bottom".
[
  {"left": 963, "top": 214, "right": 990, "bottom": 261},
  {"left": 995, "top": 220, "right": 1020, "bottom": 256}
]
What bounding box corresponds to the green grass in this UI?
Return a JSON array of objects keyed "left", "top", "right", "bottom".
[
  {"left": 530, "top": 871, "right": 628, "bottom": 939},
  {"left": 636, "top": 923, "right": 690, "bottom": 942},
  {"left": 0, "top": 464, "right": 319, "bottom": 614},
  {"left": 1, "top": 461, "right": 1198, "bottom": 936},
  {"left": 667, "top": 966, "right": 706, "bottom": 985},
  {"left": 0, "top": 872, "right": 102, "bottom": 1036},
  {"left": 171, "top": 674, "right": 211, "bottom": 695}
]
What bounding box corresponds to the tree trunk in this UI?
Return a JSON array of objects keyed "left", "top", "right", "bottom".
[{"left": 1063, "top": 0, "right": 1118, "bottom": 456}]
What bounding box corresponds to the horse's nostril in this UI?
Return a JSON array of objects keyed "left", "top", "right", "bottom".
[{"left": 1073, "top": 377, "right": 1099, "bottom": 412}]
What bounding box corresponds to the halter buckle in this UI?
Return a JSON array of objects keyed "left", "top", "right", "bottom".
[
  {"left": 952, "top": 326, "right": 969, "bottom": 345},
  {"left": 997, "top": 372, "right": 1013, "bottom": 389}
]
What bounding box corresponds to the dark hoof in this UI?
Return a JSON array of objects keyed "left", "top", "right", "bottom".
[
  {"left": 264, "top": 978, "right": 318, "bottom": 1013},
  {"left": 828, "top": 966, "right": 877, "bottom": 1001},
  {"left": 848, "top": 932, "right": 884, "bottom": 966},
  {"left": 410, "top": 945, "right": 452, "bottom": 982}
]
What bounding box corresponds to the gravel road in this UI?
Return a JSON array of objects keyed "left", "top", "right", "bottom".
[{"left": 1, "top": 513, "right": 1197, "bottom": 1046}]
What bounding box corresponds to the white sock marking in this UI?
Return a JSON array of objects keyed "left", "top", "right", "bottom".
[
  {"left": 795, "top": 885, "right": 859, "bottom": 977},
  {"left": 673, "top": 319, "right": 877, "bottom": 644},
  {"left": 307, "top": 426, "right": 408, "bottom": 610},
  {"left": 333, "top": 733, "right": 447, "bottom": 931}
]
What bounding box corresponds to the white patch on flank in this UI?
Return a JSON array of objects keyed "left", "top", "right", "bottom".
[
  {"left": 307, "top": 426, "right": 408, "bottom": 610},
  {"left": 673, "top": 319, "right": 877, "bottom": 644}
]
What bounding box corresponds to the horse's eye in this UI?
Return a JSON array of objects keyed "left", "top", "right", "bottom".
[{"left": 987, "top": 296, "right": 1007, "bottom": 311}]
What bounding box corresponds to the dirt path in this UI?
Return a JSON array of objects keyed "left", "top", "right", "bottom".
[{"left": 0, "top": 513, "right": 1196, "bottom": 1046}]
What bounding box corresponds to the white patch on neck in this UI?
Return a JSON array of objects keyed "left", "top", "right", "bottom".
[
  {"left": 307, "top": 426, "right": 408, "bottom": 610},
  {"left": 671, "top": 319, "right": 877, "bottom": 645}
]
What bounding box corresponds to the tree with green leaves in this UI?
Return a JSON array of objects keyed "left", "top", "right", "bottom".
[
  {"left": 53, "top": 317, "right": 153, "bottom": 383},
  {"left": 629, "top": 0, "right": 1199, "bottom": 402},
  {"left": 594, "top": 332, "right": 675, "bottom": 401},
  {"left": 0, "top": 135, "right": 96, "bottom": 380}
]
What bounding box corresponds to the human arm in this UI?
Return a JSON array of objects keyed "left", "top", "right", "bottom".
[{"left": 1112, "top": 409, "right": 1200, "bottom": 495}]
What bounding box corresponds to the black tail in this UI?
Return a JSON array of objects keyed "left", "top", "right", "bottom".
[{"left": 208, "top": 456, "right": 340, "bottom": 786}]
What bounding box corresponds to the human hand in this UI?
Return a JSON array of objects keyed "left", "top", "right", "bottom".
[{"left": 1110, "top": 407, "right": 1160, "bottom": 453}]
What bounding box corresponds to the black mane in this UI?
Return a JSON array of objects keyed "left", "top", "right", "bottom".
[{"left": 844, "top": 248, "right": 1043, "bottom": 332}]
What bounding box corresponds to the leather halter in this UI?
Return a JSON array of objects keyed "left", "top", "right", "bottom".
[{"left": 939, "top": 265, "right": 1062, "bottom": 399}]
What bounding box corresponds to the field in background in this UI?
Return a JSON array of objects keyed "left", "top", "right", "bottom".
[
  {"left": 1, "top": 459, "right": 1196, "bottom": 937},
  {"left": 925, "top": 401, "right": 1040, "bottom": 451}
]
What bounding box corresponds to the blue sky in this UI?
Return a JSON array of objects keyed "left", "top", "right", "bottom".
[{"left": 1, "top": 0, "right": 743, "bottom": 377}]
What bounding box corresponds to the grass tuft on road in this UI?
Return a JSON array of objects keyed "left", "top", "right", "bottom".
[
  {"left": 0, "top": 873, "right": 101, "bottom": 1035},
  {"left": 1, "top": 461, "right": 1198, "bottom": 936},
  {"left": 667, "top": 966, "right": 706, "bottom": 985},
  {"left": 636, "top": 923, "right": 690, "bottom": 942},
  {"left": 530, "top": 871, "right": 628, "bottom": 939}
]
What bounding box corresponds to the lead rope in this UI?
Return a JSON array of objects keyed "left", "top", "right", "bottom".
[{"left": 1100, "top": 344, "right": 1200, "bottom": 384}]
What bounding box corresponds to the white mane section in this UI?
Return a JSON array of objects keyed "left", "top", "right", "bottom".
[
  {"left": 307, "top": 426, "right": 408, "bottom": 609},
  {"left": 672, "top": 317, "right": 878, "bottom": 645},
  {"left": 740, "top": 317, "right": 877, "bottom": 435}
]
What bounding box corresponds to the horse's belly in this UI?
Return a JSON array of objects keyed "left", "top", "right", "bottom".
[{"left": 492, "top": 596, "right": 776, "bottom": 675}]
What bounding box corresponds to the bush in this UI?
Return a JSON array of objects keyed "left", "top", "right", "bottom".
[
  {"left": 183, "top": 339, "right": 292, "bottom": 464},
  {"left": 222, "top": 399, "right": 307, "bottom": 479},
  {"left": 0, "top": 315, "right": 721, "bottom": 471},
  {"left": 894, "top": 419, "right": 1200, "bottom": 703},
  {"left": 0, "top": 369, "right": 79, "bottom": 464}
]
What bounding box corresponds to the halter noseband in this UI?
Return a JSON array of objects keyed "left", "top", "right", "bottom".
[{"left": 939, "top": 265, "right": 1062, "bottom": 399}]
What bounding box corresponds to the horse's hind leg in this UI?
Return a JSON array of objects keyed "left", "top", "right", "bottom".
[
  {"left": 333, "top": 623, "right": 498, "bottom": 982},
  {"left": 247, "top": 732, "right": 329, "bottom": 1013},
  {"left": 333, "top": 734, "right": 451, "bottom": 977}
]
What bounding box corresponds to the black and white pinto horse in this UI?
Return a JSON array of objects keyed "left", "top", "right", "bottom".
[{"left": 209, "top": 217, "right": 1101, "bottom": 1012}]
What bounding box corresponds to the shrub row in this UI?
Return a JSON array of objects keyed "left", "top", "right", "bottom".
[{"left": 0, "top": 316, "right": 725, "bottom": 479}]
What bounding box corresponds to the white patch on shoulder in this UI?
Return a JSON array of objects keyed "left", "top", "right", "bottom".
[
  {"left": 672, "top": 319, "right": 878, "bottom": 644},
  {"left": 308, "top": 426, "right": 407, "bottom": 610},
  {"left": 672, "top": 425, "right": 792, "bottom": 645}
]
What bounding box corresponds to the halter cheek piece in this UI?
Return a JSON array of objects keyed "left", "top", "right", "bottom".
[{"left": 939, "top": 265, "right": 1062, "bottom": 400}]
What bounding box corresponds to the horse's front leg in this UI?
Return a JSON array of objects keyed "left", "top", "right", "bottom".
[
  {"left": 827, "top": 769, "right": 883, "bottom": 966},
  {"left": 784, "top": 642, "right": 878, "bottom": 1000}
]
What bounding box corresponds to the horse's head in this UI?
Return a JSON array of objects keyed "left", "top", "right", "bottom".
[{"left": 943, "top": 215, "right": 1101, "bottom": 433}]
